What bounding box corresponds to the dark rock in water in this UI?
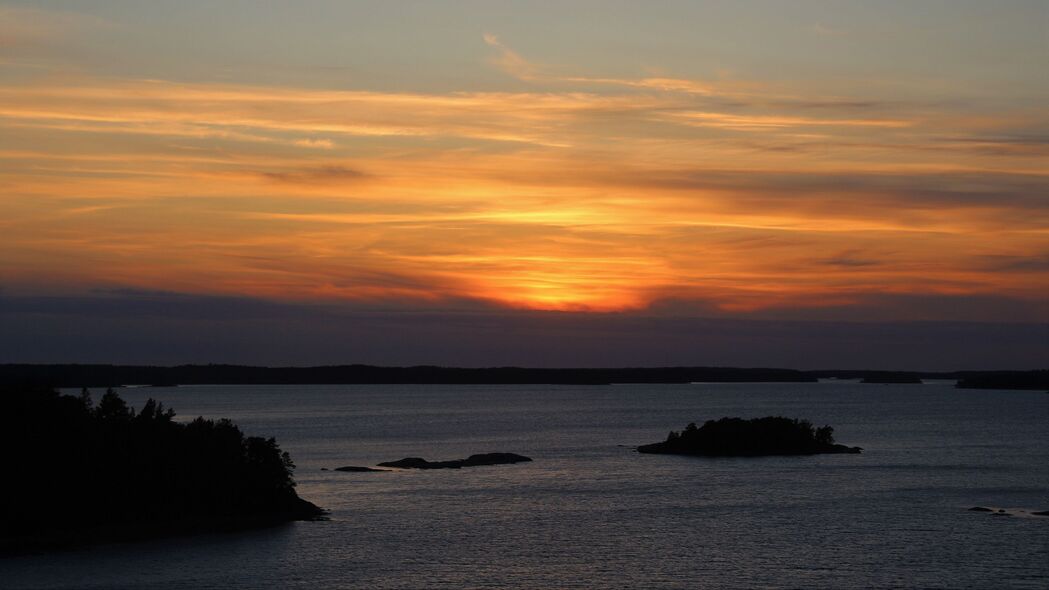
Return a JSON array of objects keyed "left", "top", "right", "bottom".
[
  {"left": 1031, "top": 511, "right": 1049, "bottom": 516},
  {"left": 333, "top": 465, "right": 389, "bottom": 472},
  {"left": 461, "top": 453, "right": 532, "bottom": 467},
  {"left": 378, "top": 457, "right": 461, "bottom": 469},
  {"left": 968, "top": 506, "right": 994, "bottom": 512},
  {"left": 638, "top": 416, "right": 862, "bottom": 457},
  {"left": 377, "top": 453, "right": 532, "bottom": 470}
]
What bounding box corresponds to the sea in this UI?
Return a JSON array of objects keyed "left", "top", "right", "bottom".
[{"left": 3, "top": 381, "right": 1047, "bottom": 589}]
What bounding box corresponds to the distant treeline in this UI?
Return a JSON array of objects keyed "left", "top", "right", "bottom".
[
  {"left": 1, "top": 386, "right": 321, "bottom": 552},
  {"left": 953, "top": 370, "right": 1049, "bottom": 390},
  {"left": 0, "top": 364, "right": 815, "bottom": 386},
  {"left": 0, "top": 364, "right": 1044, "bottom": 389},
  {"left": 815, "top": 369, "right": 1049, "bottom": 389}
]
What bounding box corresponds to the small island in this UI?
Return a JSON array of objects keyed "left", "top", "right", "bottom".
[
  {"left": 377, "top": 453, "right": 532, "bottom": 470},
  {"left": 1, "top": 386, "right": 323, "bottom": 554},
  {"left": 638, "top": 416, "right": 862, "bottom": 457}
]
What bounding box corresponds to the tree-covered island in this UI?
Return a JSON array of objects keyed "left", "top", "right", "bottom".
[
  {"left": 1, "top": 386, "right": 323, "bottom": 553},
  {"left": 638, "top": 416, "right": 862, "bottom": 457}
]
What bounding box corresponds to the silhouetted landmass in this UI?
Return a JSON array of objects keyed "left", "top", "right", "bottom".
[
  {"left": 638, "top": 417, "right": 862, "bottom": 457},
  {"left": 333, "top": 466, "right": 388, "bottom": 472},
  {"left": 0, "top": 386, "right": 323, "bottom": 554},
  {"left": 817, "top": 370, "right": 927, "bottom": 383},
  {"left": 377, "top": 453, "right": 532, "bottom": 470},
  {"left": 954, "top": 370, "right": 1049, "bottom": 390},
  {"left": 969, "top": 506, "right": 1049, "bottom": 517},
  {"left": 860, "top": 372, "right": 923, "bottom": 384},
  {"left": 0, "top": 364, "right": 815, "bottom": 386},
  {"left": 814, "top": 369, "right": 1046, "bottom": 389},
  {"left": 1, "top": 364, "right": 1044, "bottom": 389}
]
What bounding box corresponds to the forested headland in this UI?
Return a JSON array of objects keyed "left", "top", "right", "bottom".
[{"left": 1, "top": 386, "right": 322, "bottom": 553}]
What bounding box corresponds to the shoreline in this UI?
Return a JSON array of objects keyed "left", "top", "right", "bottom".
[{"left": 1, "top": 499, "right": 325, "bottom": 556}]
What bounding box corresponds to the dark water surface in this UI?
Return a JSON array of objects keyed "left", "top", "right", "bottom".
[{"left": 4, "top": 381, "right": 1048, "bottom": 589}]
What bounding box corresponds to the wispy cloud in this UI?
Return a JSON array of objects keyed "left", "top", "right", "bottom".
[
  {"left": 256, "top": 165, "right": 367, "bottom": 184},
  {"left": 658, "top": 110, "right": 912, "bottom": 131},
  {"left": 1, "top": 43, "right": 1046, "bottom": 318},
  {"left": 483, "top": 33, "right": 723, "bottom": 96},
  {"left": 293, "top": 138, "right": 335, "bottom": 149},
  {"left": 483, "top": 33, "right": 541, "bottom": 81}
]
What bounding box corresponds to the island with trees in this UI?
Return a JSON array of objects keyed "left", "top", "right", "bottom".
[
  {"left": 1, "top": 386, "right": 323, "bottom": 554},
  {"left": 638, "top": 416, "right": 862, "bottom": 457}
]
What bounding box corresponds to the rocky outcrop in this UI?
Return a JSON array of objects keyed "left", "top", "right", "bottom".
[{"left": 378, "top": 453, "right": 532, "bottom": 470}]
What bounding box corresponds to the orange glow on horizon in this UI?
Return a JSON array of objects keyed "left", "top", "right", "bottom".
[{"left": 1, "top": 38, "right": 1047, "bottom": 320}]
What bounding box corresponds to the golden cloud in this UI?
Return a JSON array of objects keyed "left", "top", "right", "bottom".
[{"left": 0, "top": 66, "right": 1046, "bottom": 316}]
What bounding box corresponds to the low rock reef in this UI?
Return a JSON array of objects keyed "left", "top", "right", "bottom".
[
  {"left": 969, "top": 506, "right": 1049, "bottom": 517},
  {"left": 378, "top": 453, "right": 532, "bottom": 470},
  {"left": 638, "top": 416, "right": 862, "bottom": 457}
]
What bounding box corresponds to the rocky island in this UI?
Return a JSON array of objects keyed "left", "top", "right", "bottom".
[
  {"left": 1, "top": 386, "right": 323, "bottom": 554},
  {"left": 638, "top": 416, "right": 862, "bottom": 457},
  {"left": 378, "top": 453, "right": 532, "bottom": 469}
]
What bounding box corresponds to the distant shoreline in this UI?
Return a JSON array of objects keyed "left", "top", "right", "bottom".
[{"left": 0, "top": 364, "right": 1045, "bottom": 390}]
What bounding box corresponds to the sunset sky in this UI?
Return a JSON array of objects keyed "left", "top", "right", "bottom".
[{"left": 1, "top": 1, "right": 1046, "bottom": 368}]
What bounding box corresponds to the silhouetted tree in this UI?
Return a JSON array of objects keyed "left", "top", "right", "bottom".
[
  {"left": 96, "top": 387, "right": 131, "bottom": 421},
  {"left": 815, "top": 425, "right": 835, "bottom": 445},
  {"left": 1, "top": 386, "right": 320, "bottom": 551},
  {"left": 78, "top": 387, "right": 93, "bottom": 410}
]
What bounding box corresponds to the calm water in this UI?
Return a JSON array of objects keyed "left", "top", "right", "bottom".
[{"left": 4, "top": 381, "right": 1048, "bottom": 589}]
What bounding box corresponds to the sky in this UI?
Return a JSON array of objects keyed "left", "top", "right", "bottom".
[{"left": 1, "top": 1, "right": 1046, "bottom": 369}]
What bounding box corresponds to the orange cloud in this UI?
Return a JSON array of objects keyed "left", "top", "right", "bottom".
[{"left": 1, "top": 67, "right": 1046, "bottom": 318}]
